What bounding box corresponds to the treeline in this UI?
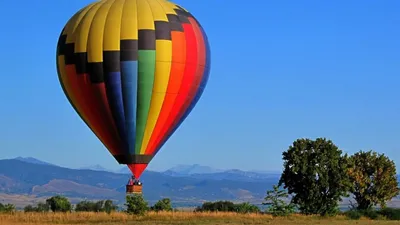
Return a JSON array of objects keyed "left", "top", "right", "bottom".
[
  {"left": 19, "top": 195, "right": 174, "bottom": 214},
  {"left": 23, "top": 196, "right": 118, "bottom": 213},
  {"left": 0, "top": 137, "right": 399, "bottom": 221}
]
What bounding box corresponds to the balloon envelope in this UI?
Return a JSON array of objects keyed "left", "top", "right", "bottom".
[{"left": 56, "top": 0, "right": 211, "bottom": 178}]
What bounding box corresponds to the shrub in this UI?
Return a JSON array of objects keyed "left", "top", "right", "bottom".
[
  {"left": 345, "top": 209, "right": 362, "bottom": 220},
  {"left": 46, "top": 195, "right": 72, "bottom": 212},
  {"left": 75, "top": 201, "right": 99, "bottom": 212},
  {"left": 195, "top": 201, "right": 260, "bottom": 214},
  {"left": 360, "top": 208, "right": 379, "bottom": 220},
  {"left": 0, "top": 203, "right": 15, "bottom": 213},
  {"left": 125, "top": 194, "right": 148, "bottom": 215},
  {"left": 234, "top": 202, "right": 260, "bottom": 214},
  {"left": 25, "top": 203, "right": 49, "bottom": 212},
  {"left": 195, "top": 201, "right": 236, "bottom": 212},
  {"left": 263, "top": 185, "right": 296, "bottom": 216},
  {"left": 379, "top": 208, "right": 400, "bottom": 220},
  {"left": 104, "top": 200, "right": 118, "bottom": 214},
  {"left": 151, "top": 198, "right": 173, "bottom": 212}
]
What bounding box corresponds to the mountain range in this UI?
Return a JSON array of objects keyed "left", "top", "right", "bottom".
[
  {"left": 0, "top": 157, "right": 280, "bottom": 209},
  {"left": 1, "top": 157, "right": 399, "bottom": 210}
]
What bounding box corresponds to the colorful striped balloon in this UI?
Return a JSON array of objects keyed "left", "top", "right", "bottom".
[{"left": 56, "top": 0, "right": 211, "bottom": 178}]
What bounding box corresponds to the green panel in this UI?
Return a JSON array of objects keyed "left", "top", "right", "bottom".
[{"left": 135, "top": 50, "right": 156, "bottom": 154}]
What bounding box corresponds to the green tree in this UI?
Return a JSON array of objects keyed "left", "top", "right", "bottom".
[
  {"left": 279, "top": 138, "right": 352, "bottom": 216},
  {"left": 46, "top": 195, "right": 72, "bottom": 212},
  {"left": 263, "top": 184, "right": 296, "bottom": 216},
  {"left": 104, "top": 200, "right": 118, "bottom": 214},
  {"left": 151, "top": 198, "right": 173, "bottom": 212},
  {"left": 125, "top": 194, "right": 148, "bottom": 215},
  {"left": 348, "top": 150, "right": 400, "bottom": 210}
]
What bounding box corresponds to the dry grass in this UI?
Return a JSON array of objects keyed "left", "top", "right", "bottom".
[{"left": 0, "top": 211, "right": 398, "bottom": 225}]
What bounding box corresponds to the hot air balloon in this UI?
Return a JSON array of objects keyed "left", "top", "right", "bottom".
[{"left": 56, "top": 0, "right": 210, "bottom": 194}]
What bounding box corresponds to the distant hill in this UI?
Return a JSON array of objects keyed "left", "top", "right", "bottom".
[
  {"left": 79, "top": 164, "right": 111, "bottom": 172},
  {"left": 0, "top": 159, "right": 276, "bottom": 208},
  {"left": 163, "top": 164, "right": 225, "bottom": 175},
  {"left": 117, "top": 163, "right": 279, "bottom": 182},
  {"left": 1, "top": 158, "right": 399, "bottom": 210},
  {"left": 14, "top": 157, "right": 55, "bottom": 166}
]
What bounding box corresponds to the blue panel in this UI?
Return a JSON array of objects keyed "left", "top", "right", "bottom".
[
  {"left": 105, "top": 71, "right": 127, "bottom": 149},
  {"left": 154, "top": 26, "right": 211, "bottom": 155},
  {"left": 121, "top": 61, "right": 138, "bottom": 155}
]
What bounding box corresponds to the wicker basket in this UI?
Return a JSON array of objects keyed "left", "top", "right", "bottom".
[{"left": 126, "top": 184, "right": 143, "bottom": 194}]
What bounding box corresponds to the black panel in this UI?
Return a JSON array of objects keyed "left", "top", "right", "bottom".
[
  {"left": 121, "top": 39, "right": 138, "bottom": 61},
  {"left": 114, "top": 154, "right": 153, "bottom": 164},
  {"left": 103, "top": 51, "right": 121, "bottom": 72},
  {"left": 138, "top": 30, "right": 156, "bottom": 50},
  {"left": 155, "top": 21, "right": 171, "bottom": 40}
]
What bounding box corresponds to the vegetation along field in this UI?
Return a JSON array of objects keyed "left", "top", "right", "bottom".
[
  {"left": 1, "top": 212, "right": 400, "bottom": 225},
  {"left": 1, "top": 137, "right": 400, "bottom": 224}
]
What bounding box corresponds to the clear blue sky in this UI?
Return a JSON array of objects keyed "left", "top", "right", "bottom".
[{"left": 0, "top": 0, "right": 399, "bottom": 172}]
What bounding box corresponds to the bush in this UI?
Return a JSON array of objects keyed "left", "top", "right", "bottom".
[
  {"left": 125, "top": 194, "right": 148, "bottom": 215},
  {"left": 234, "top": 202, "right": 260, "bottom": 214},
  {"left": 360, "top": 208, "right": 379, "bottom": 220},
  {"left": 75, "top": 199, "right": 117, "bottom": 213},
  {"left": 46, "top": 195, "right": 72, "bottom": 212},
  {"left": 195, "top": 201, "right": 236, "bottom": 212},
  {"left": 379, "top": 208, "right": 400, "bottom": 220},
  {"left": 345, "top": 208, "right": 389, "bottom": 220},
  {"left": 195, "top": 201, "right": 260, "bottom": 214},
  {"left": 75, "top": 201, "right": 100, "bottom": 212},
  {"left": 263, "top": 185, "right": 296, "bottom": 216},
  {"left": 151, "top": 198, "right": 173, "bottom": 212},
  {"left": 0, "top": 203, "right": 15, "bottom": 213},
  {"left": 345, "top": 209, "right": 362, "bottom": 220},
  {"left": 24, "top": 202, "right": 50, "bottom": 213},
  {"left": 104, "top": 200, "right": 118, "bottom": 214}
]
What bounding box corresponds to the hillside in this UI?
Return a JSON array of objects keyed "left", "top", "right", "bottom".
[
  {"left": 0, "top": 159, "right": 276, "bottom": 208},
  {"left": 1, "top": 158, "right": 399, "bottom": 210}
]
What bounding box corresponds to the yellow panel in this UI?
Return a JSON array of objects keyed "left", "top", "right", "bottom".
[
  {"left": 75, "top": 1, "right": 104, "bottom": 53},
  {"left": 155, "top": 0, "right": 177, "bottom": 15},
  {"left": 121, "top": 0, "right": 138, "bottom": 39},
  {"left": 166, "top": 1, "right": 179, "bottom": 10},
  {"left": 62, "top": 9, "right": 82, "bottom": 36},
  {"left": 66, "top": 3, "right": 97, "bottom": 43},
  {"left": 63, "top": 11, "right": 82, "bottom": 38},
  {"left": 139, "top": 40, "right": 172, "bottom": 154},
  {"left": 137, "top": 0, "right": 155, "bottom": 30},
  {"left": 87, "top": 0, "right": 115, "bottom": 62},
  {"left": 155, "top": 40, "right": 172, "bottom": 62},
  {"left": 67, "top": 3, "right": 95, "bottom": 43},
  {"left": 146, "top": 0, "right": 168, "bottom": 21},
  {"left": 103, "top": 0, "right": 125, "bottom": 51}
]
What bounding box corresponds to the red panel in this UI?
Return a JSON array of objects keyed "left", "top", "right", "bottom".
[
  {"left": 147, "top": 23, "right": 198, "bottom": 155},
  {"left": 128, "top": 163, "right": 148, "bottom": 178},
  {"left": 145, "top": 31, "right": 187, "bottom": 154},
  {"left": 64, "top": 65, "right": 123, "bottom": 155}
]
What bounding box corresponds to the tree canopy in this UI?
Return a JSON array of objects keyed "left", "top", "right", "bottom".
[
  {"left": 279, "top": 137, "right": 352, "bottom": 215},
  {"left": 348, "top": 150, "right": 400, "bottom": 210}
]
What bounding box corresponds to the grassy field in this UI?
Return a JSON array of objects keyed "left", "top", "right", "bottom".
[{"left": 0, "top": 212, "right": 399, "bottom": 225}]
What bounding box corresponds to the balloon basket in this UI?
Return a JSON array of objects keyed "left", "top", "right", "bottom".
[{"left": 126, "top": 184, "right": 143, "bottom": 194}]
